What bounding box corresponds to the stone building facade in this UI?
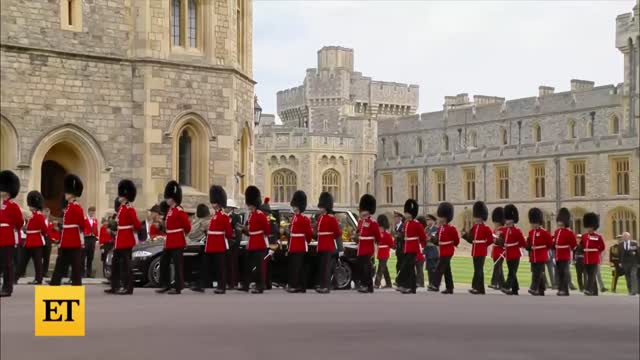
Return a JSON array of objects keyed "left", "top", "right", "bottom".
[
  {"left": 1, "top": 0, "right": 256, "bottom": 216},
  {"left": 375, "top": 6, "right": 640, "bottom": 242},
  {"left": 255, "top": 46, "right": 418, "bottom": 208}
]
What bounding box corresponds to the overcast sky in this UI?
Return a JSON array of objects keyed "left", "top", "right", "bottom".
[{"left": 253, "top": 0, "right": 635, "bottom": 115}]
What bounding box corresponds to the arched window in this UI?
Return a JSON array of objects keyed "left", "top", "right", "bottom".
[
  {"left": 499, "top": 127, "right": 508, "bottom": 145},
  {"left": 394, "top": 140, "right": 399, "bottom": 157},
  {"left": 0, "top": 116, "right": 18, "bottom": 170},
  {"left": 271, "top": 169, "right": 297, "bottom": 203},
  {"left": 610, "top": 207, "right": 637, "bottom": 240},
  {"left": 188, "top": 0, "right": 198, "bottom": 48},
  {"left": 322, "top": 169, "right": 340, "bottom": 202},
  {"left": 586, "top": 120, "right": 593, "bottom": 137},
  {"left": 443, "top": 134, "right": 449, "bottom": 152},
  {"left": 468, "top": 130, "right": 478, "bottom": 148},
  {"left": 610, "top": 114, "right": 620, "bottom": 135},
  {"left": 172, "top": 0, "right": 201, "bottom": 49},
  {"left": 61, "top": 0, "right": 82, "bottom": 31},
  {"left": 380, "top": 138, "right": 386, "bottom": 158},
  {"left": 170, "top": 113, "right": 210, "bottom": 192},
  {"left": 354, "top": 182, "right": 360, "bottom": 204},
  {"left": 532, "top": 123, "right": 542, "bottom": 143},
  {"left": 416, "top": 137, "right": 423, "bottom": 154},
  {"left": 567, "top": 119, "right": 576, "bottom": 139},
  {"left": 178, "top": 129, "right": 192, "bottom": 186}
]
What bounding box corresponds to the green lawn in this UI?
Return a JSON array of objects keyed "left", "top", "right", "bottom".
[{"left": 383, "top": 256, "right": 630, "bottom": 293}]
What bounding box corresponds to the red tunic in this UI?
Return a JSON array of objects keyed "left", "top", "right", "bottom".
[
  {"left": 502, "top": 226, "right": 526, "bottom": 261},
  {"left": 60, "top": 201, "right": 86, "bottom": 249},
  {"left": 437, "top": 224, "right": 460, "bottom": 257},
  {"left": 24, "top": 211, "right": 47, "bottom": 248},
  {"left": 204, "top": 210, "right": 233, "bottom": 253},
  {"left": 377, "top": 231, "right": 395, "bottom": 260},
  {"left": 149, "top": 224, "right": 163, "bottom": 239},
  {"left": 316, "top": 214, "right": 341, "bottom": 252},
  {"left": 247, "top": 210, "right": 270, "bottom": 251},
  {"left": 288, "top": 213, "right": 313, "bottom": 253},
  {"left": 48, "top": 222, "right": 60, "bottom": 242},
  {"left": 357, "top": 216, "right": 381, "bottom": 256},
  {"left": 580, "top": 232, "right": 605, "bottom": 265},
  {"left": 0, "top": 199, "right": 23, "bottom": 247},
  {"left": 115, "top": 203, "right": 141, "bottom": 249},
  {"left": 164, "top": 206, "right": 191, "bottom": 249},
  {"left": 491, "top": 226, "right": 505, "bottom": 261},
  {"left": 469, "top": 223, "right": 493, "bottom": 257},
  {"left": 83, "top": 217, "right": 99, "bottom": 237},
  {"left": 553, "top": 227, "right": 577, "bottom": 261},
  {"left": 403, "top": 219, "right": 426, "bottom": 254},
  {"left": 527, "top": 228, "right": 553, "bottom": 263},
  {"left": 99, "top": 224, "right": 111, "bottom": 245}
]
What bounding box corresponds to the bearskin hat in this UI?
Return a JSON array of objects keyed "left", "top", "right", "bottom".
[
  {"left": 528, "top": 207, "right": 544, "bottom": 225},
  {"left": 317, "top": 192, "right": 334, "bottom": 212},
  {"left": 404, "top": 199, "right": 419, "bottom": 219},
  {"left": 63, "top": 174, "right": 83, "bottom": 197},
  {"left": 209, "top": 185, "right": 227, "bottom": 208},
  {"left": 0, "top": 170, "right": 20, "bottom": 199},
  {"left": 504, "top": 204, "right": 519, "bottom": 224},
  {"left": 196, "top": 204, "right": 210, "bottom": 218},
  {"left": 473, "top": 201, "right": 489, "bottom": 222},
  {"left": 27, "top": 191, "right": 44, "bottom": 210},
  {"left": 290, "top": 190, "right": 307, "bottom": 213},
  {"left": 377, "top": 214, "right": 390, "bottom": 229},
  {"left": 556, "top": 207, "right": 571, "bottom": 228},
  {"left": 583, "top": 212, "right": 599, "bottom": 230},
  {"left": 163, "top": 180, "right": 182, "bottom": 205},
  {"left": 437, "top": 202, "right": 454, "bottom": 223},
  {"left": 61, "top": 195, "right": 68, "bottom": 211},
  {"left": 118, "top": 179, "right": 137, "bottom": 203},
  {"left": 358, "top": 194, "right": 376, "bottom": 214},
  {"left": 244, "top": 186, "right": 262, "bottom": 208},
  {"left": 159, "top": 200, "right": 169, "bottom": 216},
  {"left": 491, "top": 207, "right": 505, "bottom": 225}
]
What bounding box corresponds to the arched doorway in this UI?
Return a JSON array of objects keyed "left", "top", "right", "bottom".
[
  {"left": 41, "top": 160, "right": 67, "bottom": 217},
  {"left": 0, "top": 115, "right": 18, "bottom": 170}
]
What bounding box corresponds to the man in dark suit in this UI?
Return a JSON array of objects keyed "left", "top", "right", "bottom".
[
  {"left": 618, "top": 232, "right": 639, "bottom": 296},
  {"left": 392, "top": 211, "right": 404, "bottom": 284}
]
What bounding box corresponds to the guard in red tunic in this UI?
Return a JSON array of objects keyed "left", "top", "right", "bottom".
[
  {"left": 374, "top": 214, "right": 394, "bottom": 289},
  {"left": 397, "top": 199, "right": 426, "bottom": 294},
  {"left": 428, "top": 202, "right": 459, "bottom": 294},
  {"left": 553, "top": 208, "right": 576, "bottom": 296},
  {"left": 356, "top": 194, "right": 381, "bottom": 293},
  {"left": 315, "top": 192, "right": 341, "bottom": 294},
  {"left": 18, "top": 191, "right": 48, "bottom": 285},
  {"left": 500, "top": 204, "right": 526, "bottom": 295},
  {"left": 489, "top": 207, "right": 506, "bottom": 290},
  {"left": 462, "top": 201, "right": 493, "bottom": 295},
  {"left": 156, "top": 181, "right": 191, "bottom": 295},
  {"left": 580, "top": 212, "right": 605, "bottom": 296},
  {"left": 241, "top": 185, "right": 271, "bottom": 294},
  {"left": 0, "top": 170, "right": 23, "bottom": 297},
  {"left": 106, "top": 180, "right": 141, "bottom": 295},
  {"left": 82, "top": 206, "right": 99, "bottom": 278},
  {"left": 527, "top": 207, "right": 553, "bottom": 296},
  {"left": 51, "top": 174, "right": 86, "bottom": 286},
  {"left": 192, "top": 185, "right": 233, "bottom": 294},
  {"left": 286, "top": 191, "right": 313, "bottom": 293}
]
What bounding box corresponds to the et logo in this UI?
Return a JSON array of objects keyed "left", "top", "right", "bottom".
[{"left": 34, "top": 286, "right": 85, "bottom": 336}]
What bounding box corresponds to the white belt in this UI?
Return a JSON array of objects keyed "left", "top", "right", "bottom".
[
  {"left": 532, "top": 245, "right": 546, "bottom": 250},
  {"left": 440, "top": 241, "right": 453, "bottom": 246},
  {"left": 556, "top": 245, "right": 570, "bottom": 249},
  {"left": 26, "top": 230, "right": 41, "bottom": 234},
  {"left": 290, "top": 233, "right": 305, "bottom": 237},
  {"left": 584, "top": 248, "right": 598, "bottom": 252},
  {"left": 472, "top": 240, "right": 486, "bottom": 244},
  {"left": 63, "top": 225, "right": 79, "bottom": 229},
  {"left": 0, "top": 223, "right": 10, "bottom": 227},
  {"left": 505, "top": 242, "right": 519, "bottom": 247},
  {"left": 208, "top": 231, "right": 225, "bottom": 235},
  {"left": 317, "top": 232, "right": 334, "bottom": 236},
  {"left": 249, "top": 231, "right": 264, "bottom": 235},
  {"left": 379, "top": 245, "right": 389, "bottom": 249},
  {"left": 360, "top": 236, "right": 374, "bottom": 240},
  {"left": 405, "top": 237, "right": 419, "bottom": 241},
  {"left": 166, "top": 228, "right": 184, "bottom": 234},
  {"left": 117, "top": 225, "right": 133, "bottom": 230}
]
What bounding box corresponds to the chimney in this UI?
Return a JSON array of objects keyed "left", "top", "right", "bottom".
[
  {"left": 570, "top": 79, "right": 595, "bottom": 92},
  {"left": 538, "top": 86, "right": 555, "bottom": 97},
  {"left": 474, "top": 95, "right": 505, "bottom": 106}
]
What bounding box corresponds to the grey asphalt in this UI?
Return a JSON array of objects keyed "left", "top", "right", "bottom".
[{"left": 1, "top": 286, "right": 639, "bottom": 360}]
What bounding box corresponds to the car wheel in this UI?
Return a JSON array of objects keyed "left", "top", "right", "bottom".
[
  {"left": 333, "top": 261, "right": 352, "bottom": 289},
  {"left": 147, "top": 256, "right": 175, "bottom": 287}
]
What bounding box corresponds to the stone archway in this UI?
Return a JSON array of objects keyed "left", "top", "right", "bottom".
[
  {"left": 0, "top": 115, "right": 19, "bottom": 170},
  {"left": 29, "top": 125, "right": 107, "bottom": 216}
]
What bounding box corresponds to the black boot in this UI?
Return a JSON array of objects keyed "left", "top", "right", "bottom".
[{"left": 155, "top": 287, "right": 170, "bottom": 294}]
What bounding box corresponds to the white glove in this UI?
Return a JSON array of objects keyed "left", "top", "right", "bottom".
[
  {"left": 268, "top": 249, "right": 275, "bottom": 256},
  {"left": 338, "top": 251, "right": 344, "bottom": 257}
]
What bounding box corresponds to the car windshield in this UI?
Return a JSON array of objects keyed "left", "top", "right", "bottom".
[{"left": 276, "top": 209, "right": 357, "bottom": 243}]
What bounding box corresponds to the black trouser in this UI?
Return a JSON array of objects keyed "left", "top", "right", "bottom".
[
  {"left": 227, "top": 244, "right": 239, "bottom": 288},
  {"left": 201, "top": 252, "right": 227, "bottom": 290},
  {"left": 556, "top": 260, "right": 571, "bottom": 294},
  {"left": 243, "top": 249, "right": 266, "bottom": 291},
  {"left": 288, "top": 252, "right": 306, "bottom": 290},
  {"left": 111, "top": 248, "right": 133, "bottom": 293},
  {"left": 491, "top": 257, "right": 505, "bottom": 288},
  {"left": 574, "top": 260, "right": 585, "bottom": 291},
  {"left": 50, "top": 248, "right": 82, "bottom": 286},
  {"left": 584, "top": 264, "right": 598, "bottom": 295},
  {"left": 0, "top": 246, "right": 14, "bottom": 294},
  {"left": 374, "top": 258, "right": 392, "bottom": 288},
  {"left": 530, "top": 262, "right": 546, "bottom": 294},
  {"left": 622, "top": 263, "right": 639, "bottom": 295},
  {"left": 395, "top": 250, "right": 405, "bottom": 275},
  {"left": 505, "top": 259, "right": 519, "bottom": 293},
  {"left": 397, "top": 253, "right": 416, "bottom": 292},
  {"left": 317, "top": 251, "right": 335, "bottom": 289},
  {"left": 42, "top": 240, "right": 52, "bottom": 276},
  {"left": 415, "top": 259, "right": 425, "bottom": 287},
  {"left": 82, "top": 236, "right": 96, "bottom": 277},
  {"left": 357, "top": 255, "right": 374, "bottom": 292},
  {"left": 433, "top": 256, "right": 454, "bottom": 290},
  {"left": 13, "top": 246, "right": 24, "bottom": 280},
  {"left": 18, "top": 247, "right": 44, "bottom": 283},
  {"left": 472, "top": 256, "right": 486, "bottom": 293},
  {"left": 159, "top": 248, "right": 184, "bottom": 290}
]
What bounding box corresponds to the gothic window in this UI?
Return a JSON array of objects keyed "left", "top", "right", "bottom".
[
  {"left": 271, "top": 169, "right": 297, "bottom": 203},
  {"left": 532, "top": 123, "right": 542, "bottom": 143},
  {"left": 468, "top": 130, "right": 478, "bottom": 148},
  {"left": 171, "top": 113, "right": 210, "bottom": 192},
  {"left": 188, "top": 0, "right": 198, "bottom": 48},
  {"left": 383, "top": 174, "right": 393, "bottom": 204},
  {"left": 610, "top": 207, "right": 637, "bottom": 240},
  {"left": 381, "top": 138, "right": 386, "bottom": 158},
  {"left": 610, "top": 114, "right": 620, "bottom": 135},
  {"left": 394, "top": 140, "right": 399, "bottom": 157},
  {"left": 611, "top": 157, "right": 630, "bottom": 195},
  {"left": 463, "top": 168, "right": 476, "bottom": 201},
  {"left": 322, "top": 169, "right": 341, "bottom": 202},
  {"left": 569, "top": 160, "right": 586, "bottom": 197},
  {"left": 178, "top": 130, "right": 193, "bottom": 186},
  {"left": 567, "top": 119, "right": 577, "bottom": 139},
  {"left": 496, "top": 165, "right": 509, "bottom": 199},
  {"left": 433, "top": 170, "right": 446, "bottom": 202},
  {"left": 60, "top": 0, "right": 82, "bottom": 31},
  {"left": 172, "top": 0, "right": 201, "bottom": 49},
  {"left": 530, "top": 163, "right": 546, "bottom": 198},
  {"left": 407, "top": 172, "right": 418, "bottom": 200},
  {"left": 499, "top": 127, "right": 508, "bottom": 145},
  {"left": 443, "top": 135, "right": 449, "bottom": 152},
  {"left": 416, "top": 137, "right": 423, "bottom": 154}
]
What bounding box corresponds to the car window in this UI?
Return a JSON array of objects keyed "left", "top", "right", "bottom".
[{"left": 335, "top": 212, "right": 357, "bottom": 243}]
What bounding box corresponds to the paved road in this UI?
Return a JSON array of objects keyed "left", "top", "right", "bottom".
[{"left": 1, "top": 286, "right": 638, "bottom": 360}]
